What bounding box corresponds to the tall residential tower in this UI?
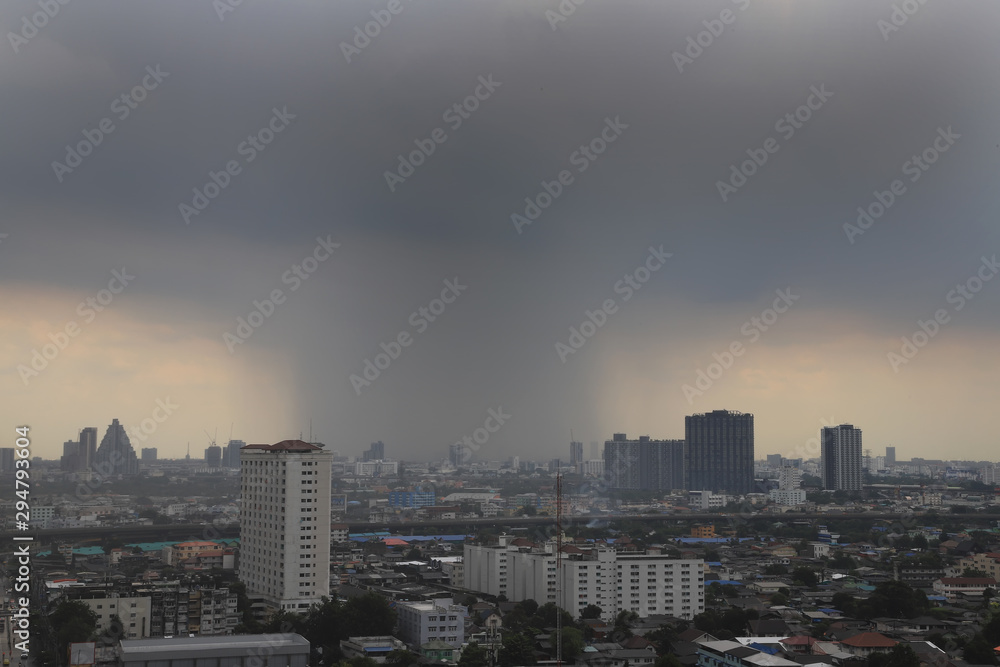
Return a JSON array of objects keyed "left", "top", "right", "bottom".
[
  {"left": 603, "top": 434, "right": 684, "bottom": 491},
  {"left": 239, "top": 440, "right": 332, "bottom": 615},
  {"left": 821, "top": 424, "right": 863, "bottom": 491},
  {"left": 684, "top": 410, "right": 754, "bottom": 495}
]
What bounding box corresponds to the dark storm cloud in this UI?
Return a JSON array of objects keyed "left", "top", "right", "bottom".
[{"left": 3, "top": 0, "right": 1000, "bottom": 459}]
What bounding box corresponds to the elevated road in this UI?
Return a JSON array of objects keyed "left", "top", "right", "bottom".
[{"left": 3, "top": 511, "right": 997, "bottom": 545}]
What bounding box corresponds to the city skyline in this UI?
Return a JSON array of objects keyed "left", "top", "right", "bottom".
[
  {"left": 15, "top": 413, "right": 1000, "bottom": 466},
  {"left": 4, "top": 1, "right": 1000, "bottom": 463}
]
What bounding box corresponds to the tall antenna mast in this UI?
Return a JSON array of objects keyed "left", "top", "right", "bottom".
[{"left": 556, "top": 471, "right": 563, "bottom": 667}]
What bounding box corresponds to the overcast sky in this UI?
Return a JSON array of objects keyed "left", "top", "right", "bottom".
[{"left": 3, "top": 0, "right": 999, "bottom": 463}]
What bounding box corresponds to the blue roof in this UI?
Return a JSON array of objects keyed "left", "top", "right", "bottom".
[
  {"left": 749, "top": 643, "right": 780, "bottom": 655},
  {"left": 676, "top": 537, "right": 752, "bottom": 544},
  {"left": 707, "top": 561, "right": 723, "bottom": 566},
  {"left": 350, "top": 533, "right": 470, "bottom": 542},
  {"left": 711, "top": 580, "right": 744, "bottom": 586}
]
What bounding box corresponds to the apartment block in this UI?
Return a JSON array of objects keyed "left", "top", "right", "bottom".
[
  {"left": 464, "top": 536, "right": 704, "bottom": 621},
  {"left": 240, "top": 440, "right": 332, "bottom": 614},
  {"left": 395, "top": 598, "right": 468, "bottom": 649}
]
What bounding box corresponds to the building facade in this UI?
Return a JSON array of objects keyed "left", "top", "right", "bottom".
[
  {"left": 93, "top": 419, "right": 141, "bottom": 476},
  {"left": 821, "top": 424, "right": 863, "bottom": 491},
  {"left": 685, "top": 410, "right": 754, "bottom": 495},
  {"left": 364, "top": 441, "right": 385, "bottom": 461},
  {"left": 205, "top": 445, "right": 222, "bottom": 468},
  {"left": 223, "top": 440, "right": 245, "bottom": 468},
  {"left": 388, "top": 490, "right": 437, "bottom": 508},
  {"left": 239, "top": 440, "right": 332, "bottom": 614},
  {"left": 464, "top": 536, "right": 704, "bottom": 621},
  {"left": 80, "top": 426, "right": 98, "bottom": 469},
  {"left": 604, "top": 434, "right": 684, "bottom": 492},
  {"left": 395, "top": 598, "right": 468, "bottom": 648}
]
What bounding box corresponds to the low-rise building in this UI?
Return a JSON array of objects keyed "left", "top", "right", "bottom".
[
  {"left": 396, "top": 597, "right": 468, "bottom": 649},
  {"left": 932, "top": 577, "right": 996, "bottom": 599},
  {"left": 81, "top": 596, "right": 152, "bottom": 639},
  {"left": 332, "top": 524, "right": 350, "bottom": 543},
  {"left": 768, "top": 489, "right": 806, "bottom": 505},
  {"left": 119, "top": 634, "right": 310, "bottom": 667},
  {"left": 464, "top": 536, "right": 705, "bottom": 621},
  {"left": 957, "top": 553, "right": 1000, "bottom": 581},
  {"left": 339, "top": 636, "right": 408, "bottom": 663},
  {"left": 688, "top": 491, "right": 728, "bottom": 511}
]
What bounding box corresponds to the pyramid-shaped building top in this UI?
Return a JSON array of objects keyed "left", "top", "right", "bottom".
[{"left": 93, "top": 418, "right": 140, "bottom": 476}]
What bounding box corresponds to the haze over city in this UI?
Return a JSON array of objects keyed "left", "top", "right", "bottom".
[{"left": 3, "top": 0, "right": 1000, "bottom": 461}]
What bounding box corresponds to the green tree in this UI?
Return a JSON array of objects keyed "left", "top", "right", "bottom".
[
  {"left": 384, "top": 649, "right": 420, "bottom": 667},
  {"left": 499, "top": 632, "right": 536, "bottom": 667},
  {"left": 770, "top": 593, "right": 788, "bottom": 606},
  {"left": 869, "top": 644, "right": 922, "bottom": 667},
  {"left": 301, "top": 597, "right": 345, "bottom": 664},
  {"left": 791, "top": 567, "right": 818, "bottom": 587},
  {"left": 517, "top": 599, "right": 540, "bottom": 617},
  {"left": 560, "top": 627, "right": 585, "bottom": 662},
  {"left": 764, "top": 564, "right": 787, "bottom": 575},
  {"left": 261, "top": 609, "right": 305, "bottom": 634},
  {"left": 831, "top": 592, "right": 857, "bottom": 617},
  {"left": 580, "top": 604, "right": 603, "bottom": 620},
  {"left": 655, "top": 655, "right": 683, "bottom": 667},
  {"left": 459, "top": 642, "right": 490, "bottom": 667},
  {"left": 535, "top": 602, "right": 575, "bottom": 632},
  {"left": 963, "top": 636, "right": 998, "bottom": 665},
  {"left": 982, "top": 613, "right": 1000, "bottom": 646},
  {"left": 48, "top": 600, "right": 98, "bottom": 665},
  {"left": 858, "top": 580, "right": 930, "bottom": 619},
  {"left": 229, "top": 580, "right": 260, "bottom": 633},
  {"left": 646, "top": 624, "right": 679, "bottom": 652},
  {"left": 829, "top": 552, "right": 855, "bottom": 570},
  {"left": 343, "top": 593, "right": 397, "bottom": 638}
]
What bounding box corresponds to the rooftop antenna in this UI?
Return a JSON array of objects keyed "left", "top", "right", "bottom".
[
  {"left": 309, "top": 419, "right": 313, "bottom": 444},
  {"left": 229, "top": 422, "right": 234, "bottom": 443}
]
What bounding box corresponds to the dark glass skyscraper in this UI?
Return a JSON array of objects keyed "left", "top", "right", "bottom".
[
  {"left": 604, "top": 434, "right": 684, "bottom": 491},
  {"left": 684, "top": 410, "right": 754, "bottom": 495},
  {"left": 822, "top": 424, "right": 863, "bottom": 491},
  {"left": 365, "top": 440, "right": 385, "bottom": 461},
  {"left": 80, "top": 427, "right": 98, "bottom": 469},
  {"left": 570, "top": 441, "right": 583, "bottom": 467}
]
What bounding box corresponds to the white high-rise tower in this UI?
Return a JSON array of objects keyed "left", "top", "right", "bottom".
[{"left": 239, "top": 440, "right": 332, "bottom": 615}]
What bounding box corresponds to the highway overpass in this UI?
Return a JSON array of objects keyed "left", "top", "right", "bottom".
[{"left": 3, "top": 511, "right": 998, "bottom": 545}]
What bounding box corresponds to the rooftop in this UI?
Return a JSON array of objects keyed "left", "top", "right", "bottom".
[{"left": 242, "top": 439, "right": 324, "bottom": 452}]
